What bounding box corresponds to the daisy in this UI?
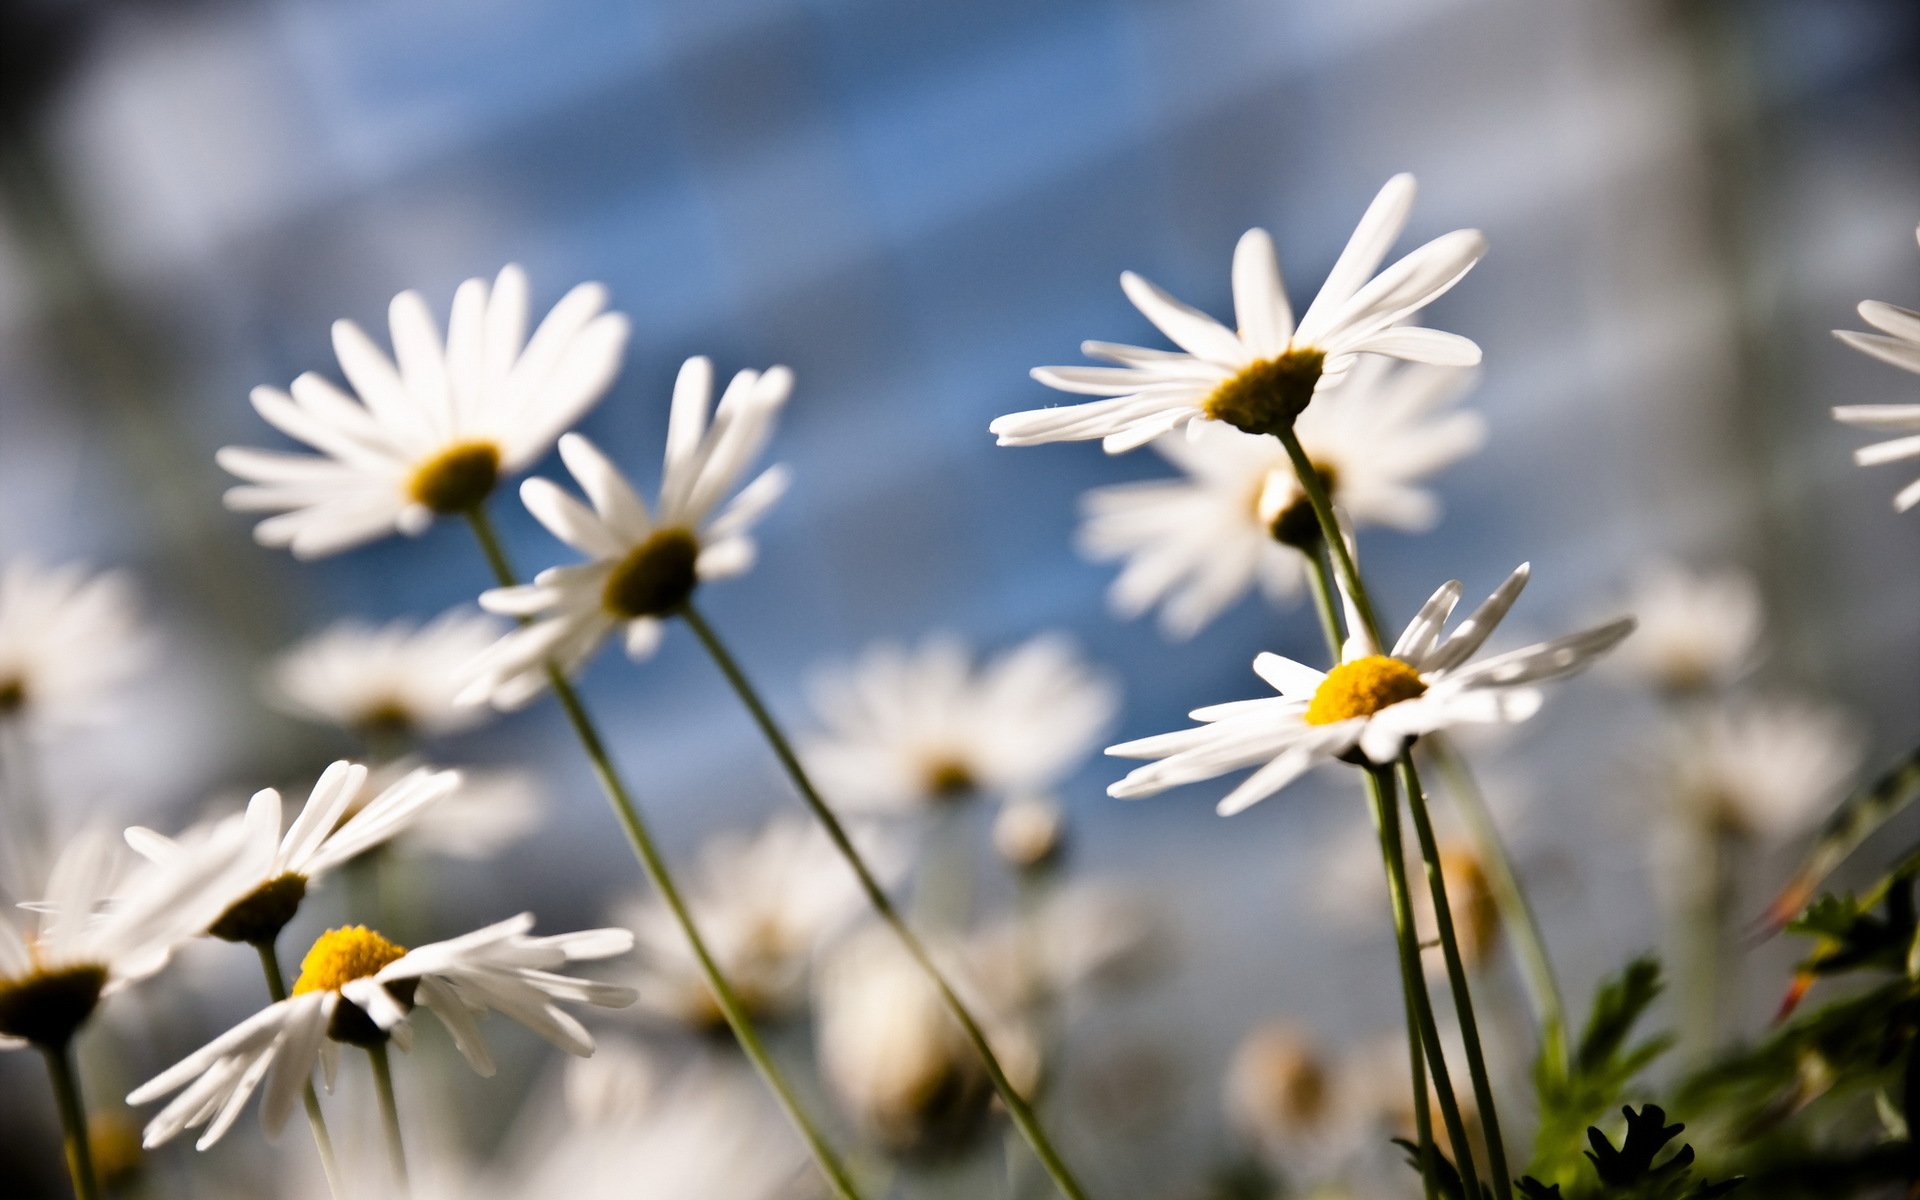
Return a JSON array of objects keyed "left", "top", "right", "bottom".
[
  {"left": 1109, "top": 564, "right": 1634, "bottom": 815},
  {"left": 124, "top": 760, "right": 461, "bottom": 947},
  {"left": 269, "top": 608, "right": 505, "bottom": 739},
  {"left": 0, "top": 560, "right": 153, "bottom": 733},
  {"left": 461, "top": 358, "right": 792, "bottom": 709},
  {"left": 219, "top": 266, "right": 630, "bottom": 557},
  {"left": 0, "top": 823, "right": 258, "bottom": 1051},
  {"left": 1608, "top": 562, "right": 1763, "bottom": 695},
  {"left": 799, "top": 634, "right": 1118, "bottom": 814},
  {"left": 1663, "top": 696, "right": 1862, "bottom": 844},
  {"left": 1079, "top": 358, "right": 1484, "bottom": 638},
  {"left": 991, "top": 174, "right": 1486, "bottom": 453},
  {"left": 1224, "top": 1021, "right": 1370, "bottom": 1182},
  {"left": 129, "top": 913, "right": 636, "bottom": 1151},
  {"left": 1834, "top": 228, "right": 1920, "bottom": 511}
]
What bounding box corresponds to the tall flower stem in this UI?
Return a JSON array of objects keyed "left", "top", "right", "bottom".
[
  {"left": 40, "top": 1041, "right": 99, "bottom": 1200},
  {"left": 366, "top": 1043, "right": 409, "bottom": 1194},
  {"left": 679, "top": 601, "right": 1095, "bottom": 1200},
  {"left": 1276, "top": 427, "right": 1382, "bottom": 642},
  {"left": 463, "top": 509, "right": 868, "bottom": 1200},
  {"left": 1399, "top": 757, "right": 1513, "bottom": 1198},
  {"left": 254, "top": 941, "right": 345, "bottom": 1200}
]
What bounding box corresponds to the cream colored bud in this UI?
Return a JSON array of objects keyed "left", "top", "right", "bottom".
[{"left": 994, "top": 798, "right": 1065, "bottom": 870}]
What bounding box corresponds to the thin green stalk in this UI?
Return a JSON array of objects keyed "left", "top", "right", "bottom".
[
  {"left": 680, "top": 601, "right": 1094, "bottom": 1200},
  {"left": 1367, "top": 767, "right": 1481, "bottom": 1197},
  {"left": 1276, "top": 426, "right": 1382, "bottom": 643},
  {"left": 253, "top": 942, "right": 344, "bottom": 1200},
  {"left": 1424, "top": 736, "right": 1569, "bottom": 1086},
  {"left": 463, "top": 509, "right": 867, "bottom": 1200},
  {"left": 40, "top": 1041, "right": 99, "bottom": 1200},
  {"left": 366, "top": 1043, "right": 409, "bottom": 1194},
  {"left": 1400, "top": 757, "right": 1513, "bottom": 1198},
  {"left": 1301, "top": 538, "right": 1344, "bottom": 653}
]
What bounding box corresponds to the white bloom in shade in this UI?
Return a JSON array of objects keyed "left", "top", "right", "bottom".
[
  {"left": 125, "top": 761, "right": 461, "bottom": 945},
  {"left": 801, "top": 634, "right": 1119, "bottom": 813},
  {"left": 463, "top": 359, "right": 791, "bottom": 709},
  {"left": 1224, "top": 1022, "right": 1368, "bottom": 1181},
  {"left": 270, "top": 609, "right": 506, "bottom": 738},
  {"left": 993, "top": 174, "right": 1485, "bottom": 453},
  {"left": 0, "top": 561, "right": 153, "bottom": 732},
  {"left": 380, "top": 763, "right": 543, "bottom": 861},
  {"left": 129, "top": 914, "right": 636, "bottom": 1151},
  {"left": 1610, "top": 562, "right": 1763, "bottom": 695},
  {"left": 1110, "top": 565, "right": 1635, "bottom": 815},
  {"left": 1667, "top": 696, "right": 1863, "bottom": 843},
  {"left": 0, "top": 824, "right": 259, "bottom": 1050},
  {"left": 1834, "top": 229, "right": 1920, "bottom": 511},
  {"left": 219, "top": 266, "right": 630, "bottom": 558},
  {"left": 1079, "top": 359, "right": 1484, "bottom": 638}
]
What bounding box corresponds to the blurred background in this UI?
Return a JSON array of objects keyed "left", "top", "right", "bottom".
[{"left": 3, "top": 0, "right": 1920, "bottom": 1196}]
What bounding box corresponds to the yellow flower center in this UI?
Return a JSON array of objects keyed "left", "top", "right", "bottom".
[
  {"left": 1303, "top": 656, "right": 1427, "bottom": 725},
  {"left": 1256, "top": 462, "right": 1339, "bottom": 550},
  {"left": 0, "top": 962, "right": 108, "bottom": 1047},
  {"left": 1203, "top": 348, "right": 1327, "bottom": 437},
  {"left": 207, "top": 872, "right": 308, "bottom": 945},
  {"left": 601, "top": 527, "right": 701, "bottom": 618},
  {"left": 292, "top": 926, "right": 408, "bottom": 996},
  {"left": 0, "top": 676, "right": 25, "bottom": 715},
  {"left": 923, "top": 756, "right": 977, "bottom": 800},
  {"left": 407, "top": 440, "right": 502, "bottom": 514}
]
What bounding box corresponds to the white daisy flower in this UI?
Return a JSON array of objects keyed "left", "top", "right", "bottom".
[
  {"left": 1224, "top": 1021, "right": 1370, "bottom": 1182},
  {"left": 269, "top": 609, "right": 505, "bottom": 739},
  {"left": 1665, "top": 696, "right": 1863, "bottom": 844},
  {"left": 0, "top": 560, "right": 153, "bottom": 733},
  {"left": 1608, "top": 562, "right": 1763, "bottom": 695},
  {"left": 1834, "top": 228, "right": 1920, "bottom": 511},
  {"left": 124, "top": 760, "right": 461, "bottom": 946},
  {"left": 219, "top": 266, "right": 630, "bottom": 558},
  {"left": 129, "top": 914, "right": 636, "bottom": 1151},
  {"left": 800, "top": 634, "right": 1119, "bottom": 814},
  {"left": 462, "top": 358, "right": 792, "bottom": 709},
  {"left": 1079, "top": 359, "right": 1484, "bottom": 638},
  {"left": 992, "top": 174, "right": 1485, "bottom": 453},
  {"left": 0, "top": 823, "right": 258, "bottom": 1050},
  {"left": 1109, "top": 564, "right": 1634, "bottom": 815}
]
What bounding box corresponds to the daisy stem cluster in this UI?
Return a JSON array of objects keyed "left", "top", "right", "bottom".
[
  {"left": 462, "top": 508, "right": 868, "bottom": 1200},
  {"left": 253, "top": 941, "right": 346, "bottom": 1200},
  {"left": 677, "top": 602, "right": 1095, "bottom": 1200},
  {"left": 40, "top": 1042, "right": 99, "bottom": 1200},
  {"left": 368, "top": 1043, "right": 410, "bottom": 1194}
]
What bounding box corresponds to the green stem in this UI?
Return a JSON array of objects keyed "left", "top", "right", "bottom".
[
  {"left": 1424, "top": 736, "right": 1569, "bottom": 1086},
  {"left": 40, "top": 1041, "right": 99, "bottom": 1200},
  {"left": 463, "top": 509, "right": 867, "bottom": 1200},
  {"left": 1367, "top": 766, "right": 1481, "bottom": 1197},
  {"left": 1399, "top": 757, "right": 1513, "bottom": 1199},
  {"left": 680, "top": 602, "right": 1095, "bottom": 1200},
  {"left": 1301, "top": 538, "right": 1345, "bottom": 653},
  {"left": 366, "top": 1043, "right": 409, "bottom": 1194},
  {"left": 1276, "top": 426, "right": 1382, "bottom": 644},
  {"left": 253, "top": 941, "right": 345, "bottom": 1200}
]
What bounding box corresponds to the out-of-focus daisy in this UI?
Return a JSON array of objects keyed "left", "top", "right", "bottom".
[
  {"left": 617, "top": 815, "right": 883, "bottom": 1031},
  {"left": 1079, "top": 360, "right": 1484, "bottom": 638},
  {"left": 129, "top": 914, "right": 635, "bottom": 1150},
  {"left": 0, "top": 561, "right": 152, "bottom": 733},
  {"left": 124, "top": 761, "right": 460, "bottom": 947},
  {"left": 1110, "top": 565, "right": 1634, "bottom": 814},
  {"left": 270, "top": 609, "right": 504, "bottom": 739},
  {"left": 1224, "top": 1022, "right": 1368, "bottom": 1183},
  {"left": 800, "top": 634, "right": 1118, "bottom": 814},
  {"left": 992, "top": 174, "right": 1485, "bottom": 453},
  {"left": 370, "top": 761, "right": 542, "bottom": 861},
  {"left": 219, "top": 267, "right": 630, "bottom": 558},
  {"left": 0, "top": 824, "right": 257, "bottom": 1051},
  {"left": 463, "top": 359, "right": 791, "bottom": 709},
  {"left": 993, "top": 797, "right": 1067, "bottom": 872},
  {"left": 1834, "top": 230, "right": 1920, "bottom": 511},
  {"left": 1609, "top": 563, "right": 1763, "bottom": 695},
  {"left": 1664, "top": 697, "right": 1862, "bottom": 844}
]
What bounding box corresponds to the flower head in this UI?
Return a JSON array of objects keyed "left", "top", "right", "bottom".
[
  {"left": 269, "top": 609, "right": 505, "bottom": 738},
  {"left": 129, "top": 914, "right": 635, "bottom": 1150},
  {"left": 992, "top": 174, "right": 1485, "bottom": 453},
  {"left": 1109, "top": 564, "right": 1634, "bottom": 814},
  {"left": 1608, "top": 562, "right": 1763, "bottom": 695},
  {"left": 219, "top": 266, "right": 629, "bottom": 557},
  {"left": 1664, "top": 696, "right": 1862, "bottom": 843},
  {"left": 801, "top": 634, "right": 1118, "bottom": 814},
  {"left": 1834, "top": 228, "right": 1920, "bottom": 511},
  {"left": 463, "top": 358, "right": 791, "bottom": 709},
  {"left": 0, "top": 561, "right": 153, "bottom": 733}
]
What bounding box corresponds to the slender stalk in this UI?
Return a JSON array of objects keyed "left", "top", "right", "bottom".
[
  {"left": 1399, "top": 757, "right": 1513, "bottom": 1198},
  {"left": 1424, "top": 736, "right": 1569, "bottom": 1086},
  {"left": 366, "top": 1043, "right": 410, "bottom": 1194},
  {"left": 463, "top": 509, "right": 867, "bottom": 1200},
  {"left": 40, "top": 1041, "right": 99, "bottom": 1200},
  {"left": 253, "top": 942, "right": 345, "bottom": 1200},
  {"left": 1276, "top": 426, "right": 1382, "bottom": 643},
  {"left": 1366, "top": 767, "right": 1481, "bottom": 1197},
  {"left": 680, "top": 601, "right": 1094, "bottom": 1200},
  {"left": 1300, "top": 538, "right": 1345, "bottom": 653}
]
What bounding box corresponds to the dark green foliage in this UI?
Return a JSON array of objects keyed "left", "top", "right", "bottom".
[
  {"left": 1393, "top": 1138, "right": 1492, "bottom": 1200},
  {"left": 1528, "top": 958, "right": 1673, "bottom": 1187},
  {"left": 1516, "top": 1107, "right": 1740, "bottom": 1200}
]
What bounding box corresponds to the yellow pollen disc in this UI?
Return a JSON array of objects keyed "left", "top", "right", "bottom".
[
  {"left": 1303, "top": 656, "right": 1427, "bottom": 725},
  {"left": 923, "top": 757, "right": 977, "bottom": 800},
  {"left": 292, "top": 926, "right": 407, "bottom": 996},
  {"left": 0, "top": 675, "right": 25, "bottom": 715},
  {"left": 1202, "top": 348, "right": 1327, "bottom": 437},
  {"left": 407, "top": 440, "right": 502, "bottom": 514},
  {"left": 601, "top": 526, "right": 702, "bottom": 618}
]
